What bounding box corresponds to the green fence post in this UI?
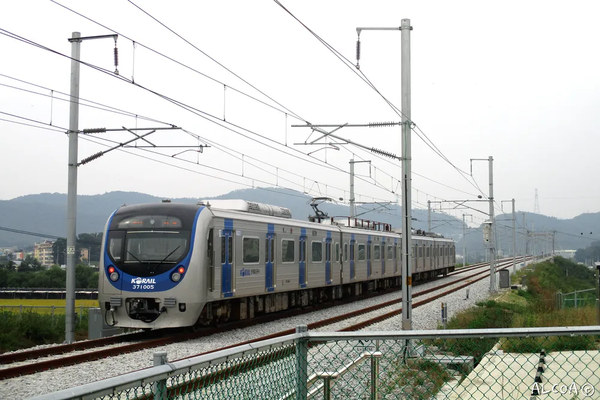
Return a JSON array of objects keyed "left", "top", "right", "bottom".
[{"left": 296, "top": 325, "right": 308, "bottom": 400}]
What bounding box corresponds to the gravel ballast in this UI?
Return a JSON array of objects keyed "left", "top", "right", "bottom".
[{"left": 1, "top": 261, "right": 529, "bottom": 399}]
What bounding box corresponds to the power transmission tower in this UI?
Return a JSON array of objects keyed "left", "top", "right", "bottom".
[{"left": 534, "top": 189, "right": 540, "bottom": 214}]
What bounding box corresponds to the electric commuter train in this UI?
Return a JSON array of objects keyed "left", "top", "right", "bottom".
[{"left": 99, "top": 199, "right": 455, "bottom": 329}]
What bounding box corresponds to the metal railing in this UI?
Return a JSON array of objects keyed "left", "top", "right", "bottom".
[{"left": 29, "top": 326, "right": 600, "bottom": 400}]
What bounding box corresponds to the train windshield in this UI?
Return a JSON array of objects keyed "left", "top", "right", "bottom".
[
  {"left": 124, "top": 232, "right": 188, "bottom": 263},
  {"left": 107, "top": 230, "right": 190, "bottom": 276}
]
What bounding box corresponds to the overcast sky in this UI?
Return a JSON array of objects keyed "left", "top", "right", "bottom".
[{"left": 1, "top": 0, "right": 599, "bottom": 223}]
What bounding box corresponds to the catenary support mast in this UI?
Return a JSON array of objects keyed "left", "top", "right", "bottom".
[
  {"left": 400, "top": 18, "right": 412, "bottom": 330},
  {"left": 66, "top": 32, "right": 81, "bottom": 344}
]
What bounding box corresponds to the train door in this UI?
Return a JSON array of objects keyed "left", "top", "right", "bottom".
[
  {"left": 221, "top": 220, "right": 234, "bottom": 298},
  {"left": 416, "top": 242, "right": 421, "bottom": 272},
  {"left": 299, "top": 228, "right": 307, "bottom": 288},
  {"left": 336, "top": 232, "right": 343, "bottom": 284},
  {"left": 265, "top": 224, "right": 275, "bottom": 292},
  {"left": 367, "top": 236, "right": 372, "bottom": 277},
  {"left": 325, "top": 232, "right": 332, "bottom": 285},
  {"left": 350, "top": 234, "right": 355, "bottom": 279},
  {"left": 381, "top": 238, "right": 386, "bottom": 276},
  {"left": 395, "top": 239, "right": 399, "bottom": 275}
]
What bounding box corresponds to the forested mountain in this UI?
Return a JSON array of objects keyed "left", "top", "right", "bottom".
[
  {"left": 0, "top": 188, "right": 456, "bottom": 248},
  {"left": 1, "top": 189, "right": 598, "bottom": 256}
]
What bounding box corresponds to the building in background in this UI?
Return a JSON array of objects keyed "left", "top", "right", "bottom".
[
  {"left": 34, "top": 240, "right": 54, "bottom": 267},
  {"left": 555, "top": 250, "right": 576, "bottom": 259},
  {"left": 80, "top": 247, "right": 89, "bottom": 264}
]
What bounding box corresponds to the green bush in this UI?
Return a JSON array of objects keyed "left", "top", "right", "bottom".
[{"left": 0, "top": 311, "right": 89, "bottom": 353}]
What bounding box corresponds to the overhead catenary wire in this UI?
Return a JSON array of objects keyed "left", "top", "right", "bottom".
[
  {"left": 271, "top": 0, "right": 489, "bottom": 200},
  {"left": 0, "top": 27, "right": 417, "bottom": 210},
  {"left": 53, "top": 0, "right": 484, "bottom": 210},
  {"left": 2, "top": 19, "right": 475, "bottom": 221}
]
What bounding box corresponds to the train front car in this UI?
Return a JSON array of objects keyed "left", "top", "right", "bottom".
[{"left": 99, "top": 202, "right": 208, "bottom": 329}]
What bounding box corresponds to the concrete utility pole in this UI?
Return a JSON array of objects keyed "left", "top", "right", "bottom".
[
  {"left": 64, "top": 33, "right": 190, "bottom": 343},
  {"left": 400, "top": 18, "right": 413, "bottom": 330},
  {"left": 348, "top": 159, "right": 371, "bottom": 218},
  {"left": 354, "top": 19, "right": 413, "bottom": 331},
  {"left": 427, "top": 200, "right": 431, "bottom": 232},
  {"left": 66, "top": 31, "right": 121, "bottom": 343},
  {"left": 523, "top": 213, "right": 527, "bottom": 259},
  {"left": 471, "top": 156, "right": 496, "bottom": 292},
  {"left": 350, "top": 159, "right": 355, "bottom": 218},
  {"left": 462, "top": 213, "right": 471, "bottom": 265},
  {"left": 66, "top": 32, "right": 82, "bottom": 344},
  {"left": 512, "top": 199, "right": 516, "bottom": 273},
  {"left": 488, "top": 156, "right": 496, "bottom": 292},
  {"left": 502, "top": 199, "right": 517, "bottom": 273}
]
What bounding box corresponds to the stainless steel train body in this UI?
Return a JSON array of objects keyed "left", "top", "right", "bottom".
[{"left": 99, "top": 200, "right": 455, "bottom": 329}]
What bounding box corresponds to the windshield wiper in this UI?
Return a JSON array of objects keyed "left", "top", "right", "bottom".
[
  {"left": 127, "top": 250, "right": 142, "bottom": 263},
  {"left": 153, "top": 245, "right": 182, "bottom": 271}
]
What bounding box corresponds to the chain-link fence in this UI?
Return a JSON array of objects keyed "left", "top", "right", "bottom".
[
  {"left": 30, "top": 326, "right": 600, "bottom": 400},
  {"left": 557, "top": 289, "right": 597, "bottom": 309}
]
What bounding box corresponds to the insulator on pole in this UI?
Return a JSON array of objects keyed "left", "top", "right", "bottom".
[
  {"left": 79, "top": 151, "right": 104, "bottom": 166},
  {"left": 371, "top": 147, "right": 399, "bottom": 160},
  {"left": 82, "top": 128, "right": 106, "bottom": 134},
  {"left": 368, "top": 121, "right": 399, "bottom": 128},
  {"left": 114, "top": 47, "right": 119, "bottom": 75},
  {"left": 355, "top": 39, "right": 361, "bottom": 70}
]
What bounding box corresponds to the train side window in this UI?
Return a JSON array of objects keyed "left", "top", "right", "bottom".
[
  {"left": 221, "top": 236, "right": 233, "bottom": 264},
  {"left": 243, "top": 237, "right": 260, "bottom": 264},
  {"left": 301, "top": 239, "right": 307, "bottom": 263},
  {"left": 374, "top": 245, "right": 380, "bottom": 261},
  {"left": 221, "top": 236, "right": 225, "bottom": 264},
  {"left": 311, "top": 241, "right": 322, "bottom": 263},
  {"left": 282, "top": 239, "right": 295, "bottom": 263},
  {"left": 326, "top": 241, "right": 331, "bottom": 262},
  {"left": 108, "top": 234, "right": 123, "bottom": 262},
  {"left": 344, "top": 243, "right": 349, "bottom": 262},
  {"left": 387, "top": 245, "right": 393, "bottom": 260},
  {"left": 265, "top": 237, "right": 274, "bottom": 263},
  {"left": 358, "top": 244, "right": 366, "bottom": 261},
  {"left": 335, "top": 242, "right": 340, "bottom": 262},
  {"left": 418, "top": 246, "right": 422, "bottom": 258},
  {"left": 426, "top": 246, "right": 430, "bottom": 258},
  {"left": 350, "top": 242, "right": 355, "bottom": 261},
  {"left": 207, "top": 230, "right": 214, "bottom": 265}
]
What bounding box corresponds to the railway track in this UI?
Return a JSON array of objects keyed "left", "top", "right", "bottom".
[
  {"left": 0, "top": 256, "right": 530, "bottom": 380},
  {"left": 137, "top": 257, "right": 533, "bottom": 398}
]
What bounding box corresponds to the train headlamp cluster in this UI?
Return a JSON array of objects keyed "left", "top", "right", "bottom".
[
  {"left": 108, "top": 266, "right": 120, "bottom": 282},
  {"left": 171, "top": 266, "right": 186, "bottom": 282}
]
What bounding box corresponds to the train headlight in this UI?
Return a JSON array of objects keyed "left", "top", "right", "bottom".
[
  {"left": 109, "top": 271, "right": 120, "bottom": 282},
  {"left": 171, "top": 272, "right": 181, "bottom": 282}
]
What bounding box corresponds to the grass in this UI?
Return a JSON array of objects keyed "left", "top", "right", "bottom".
[
  {"left": 0, "top": 310, "right": 90, "bottom": 353},
  {"left": 381, "top": 359, "right": 454, "bottom": 399},
  {"left": 0, "top": 299, "right": 99, "bottom": 314},
  {"left": 439, "top": 257, "right": 600, "bottom": 360}
]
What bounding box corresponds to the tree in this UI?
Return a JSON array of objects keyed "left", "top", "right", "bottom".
[
  {"left": 19, "top": 255, "right": 43, "bottom": 273},
  {"left": 76, "top": 264, "right": 99, "bottom": 288},
  {"left": 77, "top": 232, "right": 103, "bottom": 265},
  {"left": 0, "top": 268, "right": 8, "bottom": 287},
  {"left": 52, "top": 238, "right": 67, "bottom": 266}
]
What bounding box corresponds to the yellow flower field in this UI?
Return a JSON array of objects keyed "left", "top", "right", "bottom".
[{"left": 0, "top": 299, "right": 100, "bottom": 314}]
